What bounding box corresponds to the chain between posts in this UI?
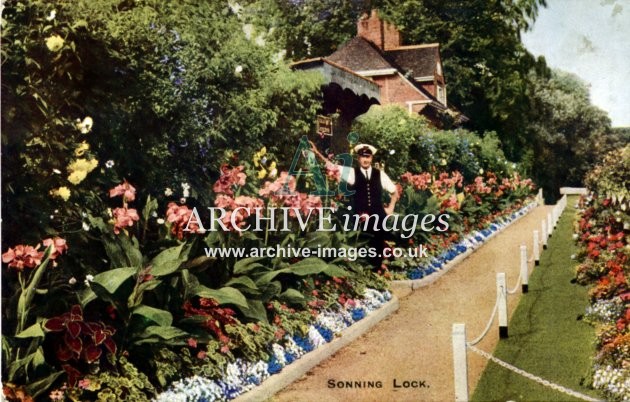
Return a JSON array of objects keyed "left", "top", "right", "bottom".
[
  {"left": 467, "top": 294, "right": 499, "bottom": 346},
  {"left": 467, "top": 344, "right": 602, "bottom": 402}
]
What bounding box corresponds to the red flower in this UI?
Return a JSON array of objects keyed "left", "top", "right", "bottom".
[{"left": 2, "top": 244, "right": 44, "bottom": 271}]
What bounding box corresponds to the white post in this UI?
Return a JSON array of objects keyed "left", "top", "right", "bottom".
[
  {"left": 497, "top": 273, "right": 508, "bottom": 338},
  {"left": 542, "top": 220, "right": 548, "bottom": 249},
  {"left": 538, "top": 188, "right": 544, "bottom": 205},
  {"left": 533, "top": 230, "right": 540, "bottom": 266},
  {"left": 452, "top": 323, "right": 469, "bottom": 402},
  {"left": 520, "top": 244, "right": 529, "bottom": 293},
  {"left": 547, "top": 212, "right": 553, "bottom": 237}
]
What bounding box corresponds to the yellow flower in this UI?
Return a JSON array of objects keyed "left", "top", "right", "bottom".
[
  {"left": 45, "top": 35, "right": 64, "bottom": 52},
  {"left": 68, "top": 170, "right": 87, "bottom": 185},
  {"left": 253, "top": 147, "right": 267, "bottom": 167},
  {"left": 51, "top": 186, "right": 71, "bottom": 201},
  {"left": 67, "top": 158, "right": 99, "bottom": 184},
  {"left": 257, "top": 168, "right": 267, "bottom": 179},
  {"left": 74, "top": 141, "right": 90, "bottom": 156},
  {"left": 269, "top": 161, "right": 276, "bottom": 170}
]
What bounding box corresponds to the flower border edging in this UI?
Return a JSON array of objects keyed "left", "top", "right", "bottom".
[
  {"left": 391, "top": 200, "right": 539, "bottom": 292},
  {"left": 231, "top": 296, "right": 399, "bottom": 402}
]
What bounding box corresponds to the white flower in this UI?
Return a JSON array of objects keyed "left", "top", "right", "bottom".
[
  {"left": 181, "top": 182, "right": 190, "bottom": 198},
  {"left": 180, "top": 197, "right": 187, "bottom": 204},
  {"left": 157, "top": 218, "right": 165, "bottom": 225},
  {"left": 84, "top": 274, "right": 94, "bottom": 287},
  {"left": 82, "top": 222, "right": 90, "bottom": 231},
  {"left": 105, "top": 160, "right": 115, "bottom": 168},
  {"left": 389, "top": 149, "right": 395, "bottom": 155},
  {"left": 164, "top": 187, "right": 173, "bottom": 196},
  {"left": 235, "top": 65, "right": 243, "bottom": 74},
  {"left": 570, "top": 254, "right": 576, "bottom": 260},
  {"left": 69, "top": 277, "right": 77, "bottom": 285},
  {"left": 478, "top": 168, "right": 484, "bottom": 174},
  {"left": 572, "top": 234, "right": 579, "bottom": 240},
  {"left": 52, "top": 168, "right": 61, "bottom": 174},
  {"left": 76, "top": 116, "right": 93, "bottom": 134},
  {"left": 46, "top": 10, "right": 57, "bottom": 21}
]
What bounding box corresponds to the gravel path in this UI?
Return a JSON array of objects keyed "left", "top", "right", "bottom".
[{"left": 271, "top": 204, "right": 552, "bottom": 402}]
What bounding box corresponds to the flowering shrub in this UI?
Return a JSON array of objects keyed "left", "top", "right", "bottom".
[{"left": 573, "top": 146, "right": 630, "bottom": 401}]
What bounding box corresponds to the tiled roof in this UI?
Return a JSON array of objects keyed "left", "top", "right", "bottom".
[
  {"left": 385, "top": 44, "right": 440, "bottom": 79},
  {"left": 327, "top": 37, "right": 394, "bottom": 72}
]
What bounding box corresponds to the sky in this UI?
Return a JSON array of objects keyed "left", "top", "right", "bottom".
[{"left": 521, "top": 0, "right": 630, "bottom": 127}]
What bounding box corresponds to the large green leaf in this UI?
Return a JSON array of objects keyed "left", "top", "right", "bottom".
[
  {"left": 15, "top": 322, "right": 44, "bottom": 338},
  {"left": 256, "top": 257, "right": 345, "bottom": 284},
  {"left": 224, "top": 276, "right": 259, "bottom": 290},
  {"left": 232, "top": 256, "right": 266, "bottom": 275},
  {"left": 304, "top": 232, "right": 332, "bottom": 248},
  {"left": 150, "top": 244, "right": 188, "bottom": 276},
  {"left": 132, "top": 305, "right": 173, "bottom": 327},
  {"left": 278, "top": 289, "right": 306, "bottom": 305},
  {"left": 92, "top": 266, "right": 137, "bottom": 294},
  {"left": 138, "top": 325, "right": 188, "bottom": 340},
  {"left": 193, "top": 285, "right": 248, "bottom": 308},
  {"left": 78, "top": 288, "right": 97, "bottom": 307},
  {"left": 239, "top": 300, "right": 269, "bottom": 323},
  {"left": 25, "top": 371, "right": 63, "bottom": 398}
]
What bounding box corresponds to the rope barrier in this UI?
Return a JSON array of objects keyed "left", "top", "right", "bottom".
[
  {"left": 467, "top": 295, "right": 499, "bottom": 346},
  {"left": 507, "top": 272, "right": 522, "bottom": 295},
  {"left": 467, "top": 344, "right": 602, "bottom": 402}
]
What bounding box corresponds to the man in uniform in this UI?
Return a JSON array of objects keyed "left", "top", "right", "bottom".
[{"left": 310, "top": 142, "right": 399, "bottom": 270}]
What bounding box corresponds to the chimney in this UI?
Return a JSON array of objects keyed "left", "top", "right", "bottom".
[{"left": 357, "top": 10, "right": 402, "bottom": 51}]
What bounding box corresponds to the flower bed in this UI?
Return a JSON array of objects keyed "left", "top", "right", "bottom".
[
  {"left": 156, "top": 288, "right": 392, "bottom": 401},
  {"left": 572, "top": 146, "right": 630, "bottom": 401},
  {"left": 399, "top": 199, "right": 537, "bottom": 281}
]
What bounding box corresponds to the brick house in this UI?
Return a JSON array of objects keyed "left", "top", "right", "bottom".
[
  {"left": 328, "top": 10, "right": 467, "bottom": 127},
  {"left": 294, "top": 10, "right": 467, "bottom": 131}
]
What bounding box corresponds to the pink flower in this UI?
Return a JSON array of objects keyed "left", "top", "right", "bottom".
[
  {"left": 259, "top": 172, "right": 296, "bottom": 201},
  {"left": 42, "top": 237, "right": 68, "bottom": 260},
  {"left": 325, "top": 162, "right": 341, "bottom": 183},
  {"left": 165, "top": 202, "right": 201, "bottom": 239},
  {"left": 109, "top": 180, "right": 136, "bottom": 202},
  {"left": 187, "top": 338, "right": 198, "bottom": 348},
  {"left": 213, "top": 165, "right": 246, "bottom": 196},
  {"left": 214, "top": 196, "right": 265, "bottom": 231},
  {"left": 400, "top": 172, "right": 431, "bottom": 190},
  {"left": 2, "top": 244, "right": 44, "bottom": 271},
  {"left": 77, "top": 379, "right": 91, "bottom": 390},
  {"left": 112, "top": 207, "right": 139, "bottom": 234}
]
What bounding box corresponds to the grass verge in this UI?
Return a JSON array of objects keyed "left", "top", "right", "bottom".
[{"left": 472, "top": 197, "right": 603, "bottom": 401}]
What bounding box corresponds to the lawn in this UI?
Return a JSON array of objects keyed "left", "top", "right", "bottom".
[{"left": 472, "top": 196, "right": 603, "bottom": 401}]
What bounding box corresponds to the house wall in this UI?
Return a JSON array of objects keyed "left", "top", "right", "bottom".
[{"left": 372, "top": 75, "right": 430, "bottom": 108}]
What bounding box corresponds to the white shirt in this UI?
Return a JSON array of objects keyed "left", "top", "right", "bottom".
[{"left": 330, "top": 163, "right": 397, "bottom": 194}]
